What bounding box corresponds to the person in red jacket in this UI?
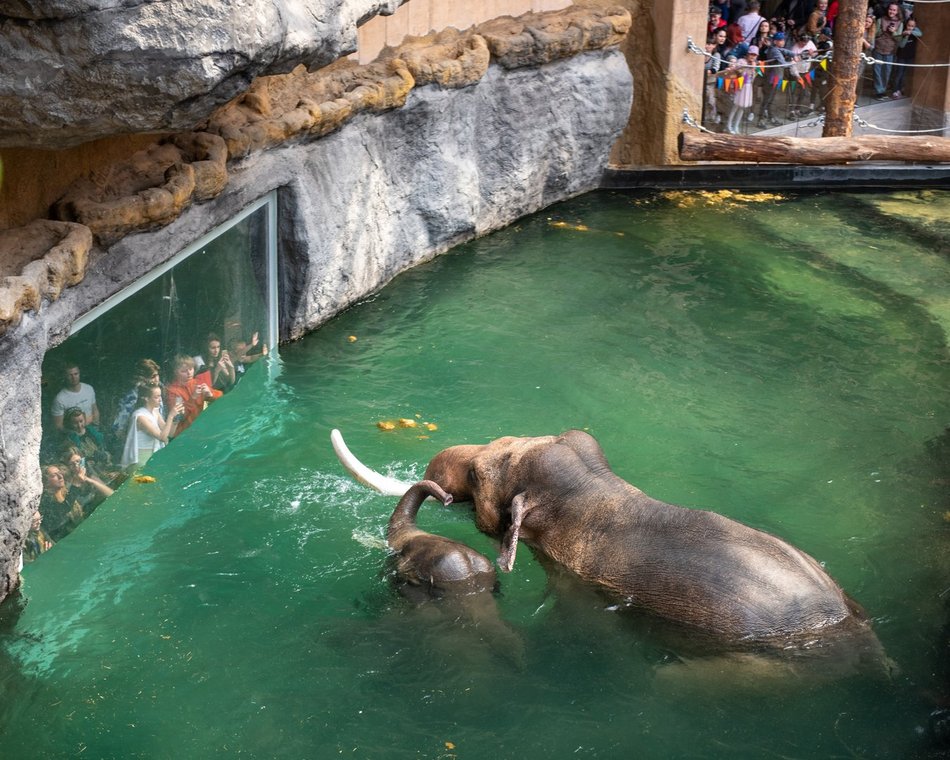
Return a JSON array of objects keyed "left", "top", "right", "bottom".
[{"left": 165, "top": 354, "right": 221, "bottom": 435}]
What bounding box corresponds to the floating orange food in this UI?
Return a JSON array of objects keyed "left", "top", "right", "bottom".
[
  {"left": 549, "top": 221, "right": 589, "bottom": 232},
  {"left": 377, "top": 418, "right": 438, "bottom": 433},
  {"left": 133, "top": 475, "right": 156, "bottom": 483},
  {"left": 347, "top": 335, "right": 358, "bottom": 342}
]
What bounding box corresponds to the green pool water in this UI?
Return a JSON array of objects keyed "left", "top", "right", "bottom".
[{"left": 2, "top": 189, "right": 949, "bottom": 758}]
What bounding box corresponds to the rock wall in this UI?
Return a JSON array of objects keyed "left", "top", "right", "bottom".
[
  {"left": 0, "top": 16, "right": 633, "bottom": 602},
  {"left": 0, "top": 0, "right": 408, "bottom": 149}
]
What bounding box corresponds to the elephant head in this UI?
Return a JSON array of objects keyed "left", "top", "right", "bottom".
[
  {"left": 421, "top": 430, "right": 616, "bottom": 572},
  {"left": 386, "top": 479, "right": 497, "bottom": 596}
]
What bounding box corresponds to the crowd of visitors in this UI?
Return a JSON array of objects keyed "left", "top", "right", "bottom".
[
  {"left": 28, "top": 330, "right": 269, "bottom": 563},
  {"left": 702, "top": 1, "right": 922, "bottom": 132}
]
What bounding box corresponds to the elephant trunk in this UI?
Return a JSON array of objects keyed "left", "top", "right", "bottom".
[{"left": 387, "top": 480, "right": 453, "bottom": 548}]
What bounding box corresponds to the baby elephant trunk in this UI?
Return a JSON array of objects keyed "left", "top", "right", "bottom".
[{"left": 388, "top": 479, "right": 453, "bottom": 545}]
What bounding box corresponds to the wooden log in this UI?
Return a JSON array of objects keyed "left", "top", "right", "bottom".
[{"left": 678, "top": 132, "right": 950, "bottom": 164}]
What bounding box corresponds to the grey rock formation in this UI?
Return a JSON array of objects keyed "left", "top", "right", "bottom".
[
  {"left": 0, "top": 47, "right": 632, "bottom": 599},
  {"left": 0, "top": 0, "right": 405, "bottom": 148}
]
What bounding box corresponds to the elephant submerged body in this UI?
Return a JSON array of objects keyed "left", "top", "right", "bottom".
[{"left": 333, "top": 429, "right": 880, "bottom": 654}]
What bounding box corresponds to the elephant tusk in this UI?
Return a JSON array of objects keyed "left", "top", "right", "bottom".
[{"left": 330, "top": 428, "right": 415, "bottom": 496}]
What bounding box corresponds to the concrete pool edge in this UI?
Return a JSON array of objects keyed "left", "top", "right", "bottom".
[{"left": 602, "top": 165, "right": 950, "bottom": 191}]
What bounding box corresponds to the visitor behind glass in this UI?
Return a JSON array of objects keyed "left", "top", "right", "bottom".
[
  {"left": 39, "top": 464, "right": 84, "bottom": 542},
  {"left": 230, "top": 331, "right": 269, "bottom": 382},
  {"left": 195, "top": 332, "right": 236, "bottom": 393},
  {"left": 111, "top": 358, "right": 164, "bottom": 450},
  {"left": 121, "top": 385, "right": 184, "bottom": 469},
  {"left": 166, "top": 355, "right": 220, "bottom": 435},
  {"left": 23, "top": 508, "right": 54, "bottom": 563},
  {"left": 61, "top": 407, "right": 114, "bottom": 475},
  {"left": 62, "top": 444, "right": 114, "bottom": 512},
  {"left": 50, "top": 361, "right": 100, "bottom": 431}
]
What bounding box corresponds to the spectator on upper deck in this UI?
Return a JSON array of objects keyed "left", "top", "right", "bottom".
[
  {"left": 736, "top": 1, "right": 766, "bottom": 43},
  {"left": 756, "top": 32, "right": 794, "bottom": 127},
  {"left": 805, "top": 0, "right": 828, "bottom": 38},
  {"left": 872, "top": 2, "right": 903, "bottom": 99},
  {"left": 891, "top": 15, "right": 921, "bottom": 98},
  {"left": 712, "top": 26, "right": 733, "bottom": 66}
]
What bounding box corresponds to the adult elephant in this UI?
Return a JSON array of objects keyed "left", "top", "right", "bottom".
[{"left": 331, "top": 429, "right": 880, "bottom": 651}]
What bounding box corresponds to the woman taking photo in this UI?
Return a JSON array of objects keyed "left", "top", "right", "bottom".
[
  {"left": 121, "top": 385, "right": 185, "bottom": 470},
  {"left": 165, "top": 354, "right": 220, "bottom": 435},
  {"left": 62, "top": 445, "right": 114, "bottom": 512}
]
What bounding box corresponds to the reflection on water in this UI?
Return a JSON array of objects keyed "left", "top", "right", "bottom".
[{"left": 2, "top": 190, "right": 949, "bottom": 758}]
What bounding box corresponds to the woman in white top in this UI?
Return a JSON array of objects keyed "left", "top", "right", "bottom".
[{"left": 121, "top": 385, "right": 184, "bottom": 469}]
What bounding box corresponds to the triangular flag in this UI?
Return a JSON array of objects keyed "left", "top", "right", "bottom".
[
  {"left": 820, "top": 59, "right": 828, "bottom": 70},
  {"left": 781, "top": 79, "right": 788, "bottom": 91},
  {"left": 717, "top": 76, "right": 724, "bottom": 89},
  {"left": 737, "top": 76, "right": 745, "bottom": 89}
]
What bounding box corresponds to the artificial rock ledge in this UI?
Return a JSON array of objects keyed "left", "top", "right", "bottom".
[{"left": 0, "top": 4, "right": 631, "bottom": 338}]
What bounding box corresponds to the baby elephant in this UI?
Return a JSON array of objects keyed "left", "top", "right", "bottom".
[{"left": 387, "top": 480, "right": 497, "bottom": 597}]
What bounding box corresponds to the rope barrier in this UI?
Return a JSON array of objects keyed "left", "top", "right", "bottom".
[
  {"left": 682, "top": 109, "right": 949, "bottom": 136},
  {"left": 852, "top": 115, "right": 949, "bottom": 134},
  {"left": 685, "top": 34, "right": 949, "bottom": 137},
  {"left": 687, "top": 36, "right": 833, "bottom": 70},
  {"left": 681, "top": 110, "right": 717, "bottom": 134},
  {"left": 859, "top": 52, "right": 950, "bottom": 68},
  {"left": 687, "top": 37, "right": 950, "bottom": 69}
]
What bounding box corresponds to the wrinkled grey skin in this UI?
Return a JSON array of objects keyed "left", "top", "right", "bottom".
[
  {"left": 423, "top": 430, "right": 875, "bottom": 647},
  {"left": 387, "top": 480, "right": 497, "bottom": 597}
]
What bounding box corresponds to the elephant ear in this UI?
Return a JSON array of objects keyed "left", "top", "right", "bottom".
[{"left": 498, "top": 492, "right": 528, "bottom": 572}]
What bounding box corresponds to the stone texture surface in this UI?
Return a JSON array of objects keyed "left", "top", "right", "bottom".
[
  {"left": 0, "top": 0, "right": 407, "bottom": 148},
  {"left": 0, "top": 7, "right": 633, "bottom": 602},
  {"left": 51, "top": 133, "right": 229, "bottom": 245},
  {"left": 6, "top": 5, "right": 631, "bottom": 320},
  {"left": 0, "top": 221, "right": 93, "bottom": 334},
  {"left": 478, "top": 4, "right": 630, "bottom": 69}
]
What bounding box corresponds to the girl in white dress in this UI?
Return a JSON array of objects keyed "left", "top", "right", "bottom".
[
  {"left": 725, "top": 46, "right": 758, "bottom": 134},
  {"left": 121, "top": 385, "right": 184, "bottom": 470}
]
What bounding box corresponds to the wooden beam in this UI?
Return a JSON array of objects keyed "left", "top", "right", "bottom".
[{"left": 678, "top": 132, "right": 950, "bottom": 164}]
